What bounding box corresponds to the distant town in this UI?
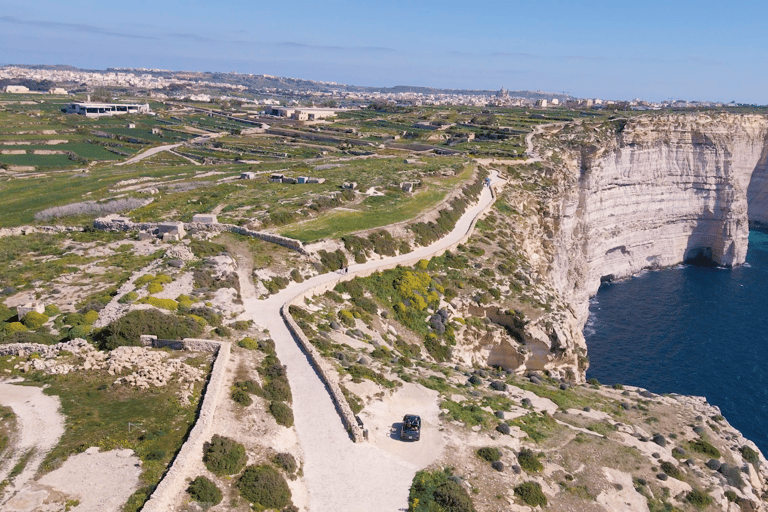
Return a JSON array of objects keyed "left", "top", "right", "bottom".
[{"left": 0, "top": 64, "right": 747, "bottom": 110}]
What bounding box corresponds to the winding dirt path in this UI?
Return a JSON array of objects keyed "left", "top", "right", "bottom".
[
  {"left": 0, "top": 381, "right": 65, "bottom": 505},
  {"left": 238, "top": 170, "right": 503, "bottom": 511}
]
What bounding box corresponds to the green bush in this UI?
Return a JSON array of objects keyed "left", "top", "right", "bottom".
[
  {"left": 139, "top": 296, "right": 179, "bottom": 310},
  {"left": 67, "top": 325, "right": 91, "bottom": 340},
  {"left": 94, "top": 309, "right": 203, "bottom": 350},
  {"left": 187, "top": 476, "right": 222, "bottom": 505},
  {"left": 214, "top": 325, "right": 231, "bottom": 337},
  {"left": 476, "top": 447, "right": 501, "bottom": 463},
  {"left": 238, "top": 464, "right": 292, "bottom": 509},
  {"left": 230, "top": 320, "right": 252, "bottom": 331},
  {"left": 517, "top": 448, "right": 543, "bottom": 473},
  {"left": 238, "top": 337, "right": 258, "bottom": 350},
  {"left": 514, "top": 481, "right": 547, "bottom": 507},
  {"left": 189, "top": 306, "right": 222, "bottom": 327},
  {"left": 82, "top": 310, "right": 99, "bottom": 324},
  {"left": 272, "top": 452, "right": 297, "bottom": 475},
  {"left": 202, "top": 435, "right": 247, "bottom": 476},
  {"left": 337, "top": 309, "right": 355, "bottom": 328},
  {"left": 660, "top": 460, "right": 682, "bottom": 480},
  {"left": 146, "top": 282, "right": 164, "bottom": 294},
  {"left": 685, "top": 488, "right": 713, "bottom": 509},
  {"left": 44, "top": 304, "right": 61, "bottom": 316},
  {"left": 2, "top": 322, "right": 27, "bottom": 337},
  {"left": 689, "top": 439, "right": 721, "bottom": 458},
  {"left": 21, "top": 311, "right": 49, "bottom": 329},
  {"left": 231, "top": 388, "right": 253, "bottom": 406},
  {"left": 741, "top": 445, "right": 760, "bottom": 464},
  {"left": 408, "top": 468, "right": 476, "bottom": 512},
  {"left": 176, "top": 294, "right": 194, "bottom": 309},
  {"left": 269, "top": 401, "right": 294, "bottom": 427},
  {"left": 318, "top": 249, "right": 347, "bottom": 271},
  {"left": 263, "top": 378, "right": 292, "bottom": 402},
  {"left": 118, "top": 291, "right": 138, "bottom": 304},
  {"left": 234, "top": 380, "right": 262, "bottom": 395}
]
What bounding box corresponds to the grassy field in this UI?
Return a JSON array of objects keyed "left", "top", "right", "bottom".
[{"left": 280, "top": 188, "right": 447, "bottom": 242}]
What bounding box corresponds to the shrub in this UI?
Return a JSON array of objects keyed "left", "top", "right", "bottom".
[
  {"left": 476, "top": 447, "right": 501, "bottom": 463},
  {"left": 67, "top": 325, "right": 91, "bottom": 340},
  {"left": 231, "top": 388, "right": 253, "bottom": 406},
  {"left": 337, "top": 310, "right": 355, "bottom": 328},
  {"left": 269, "top": 401, "right": 294, "bottom": 427},
  {"left": 2, "top": 322, "right": 27, "bottom": 337},
  {"left": 724, "top": 490, "right": 738, "bottom": 503},
  {"left": 203, "top": 435, "right": 247, "bottom": 476},
  {"left": 176, "top": 294, "right": 194, "bottom": 309},
  {"left": 272, "top": 452, "right": 297, "bottom": 475},
  {"left": 408, "top": 468, "right": 476, "bottom": 512},
  {"left": 189, "top": 306, "right": 222, "bottom": 327},
  {"left": 290, "top": 268, "right": 304, "bottom": 283},
  {"left": 214, "top": 326, "right": 231, "bottom": 337},
  {"left": 718, "top": 463, "right": 745, "bottom": 488},
  {"left": 263, "top": 377, "right": 292, "bottom": 402},
  {"left": 187, "top": 476, "right": 222, "bottom": 505},
  {"left": 318, "top": 249, "right": 347, "bottom": 271},
  {"left": 21, "top": 311, "right": 48, "bottom": 329},
  {"left": 514, "top": 481, "right": 547, "bottom": 507},
  {"left": 139, "top": 296, "right": 179, "bottom": 310},
  {"left": 147, "top": 282, "right": 164, "bottom": 294},
  {"left": 660, "top": 460, "right": 682, "bottom": 479},
  {"left": 689, "top": 439, "right": 721, "bottom": 458},
  {"left": 517, "top": 448, "right": 543, "bottom": 473},
  {"left": 94, "top": 309, "right": 203, "bottom": 350},
  {"left": 230, "top": 320, "right": 252, "bottom": 331},
  {"left": 238, "top": 464, "right": 292, "bottom": 509},
  {"left": 741, "top": 445, "right": 760, "bottom": 464},
  {"left": 44, "top": 304, "right": 61, "bottom": 316},
  {"left": 685, "top": 488, "right": 713, "bottom": 509},
  {"left": 234, "top": 380, "right": 262, "bottom": 395},
  {"left": 118, "top": 291, "right": 138, "bottom": 304},
  {"left": 238, "top": 337, "right": 258, "bottom": 350}
]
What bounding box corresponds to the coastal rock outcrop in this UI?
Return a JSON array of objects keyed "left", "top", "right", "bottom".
[{"left": 546, "top": 114, "right": 768, "bottom": 328}]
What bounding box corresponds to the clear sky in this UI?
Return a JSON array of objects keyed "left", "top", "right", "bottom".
[{"left": 1, "top": 0, "right": 766, "bottom": 103}]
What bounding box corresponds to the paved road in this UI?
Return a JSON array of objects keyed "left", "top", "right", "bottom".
[{"left": 240, "top": 170, "right": 503, "bottom": 512}]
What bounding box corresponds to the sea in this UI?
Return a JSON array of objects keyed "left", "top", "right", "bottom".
[{"left": 585, "top": 228, "right": 768, "bottom": 455}]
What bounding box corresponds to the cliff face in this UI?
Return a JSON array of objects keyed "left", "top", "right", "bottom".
[{"left": 547, "top": 114, "right": 768, "bottom": 327}]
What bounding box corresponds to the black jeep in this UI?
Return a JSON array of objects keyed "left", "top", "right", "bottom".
[{"left": 401, "top": 414, "right": 421, "bottom": 441}]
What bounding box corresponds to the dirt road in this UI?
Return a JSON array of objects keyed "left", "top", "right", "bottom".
[{"left": 239, "top": 170, "right": 502, "bottom": 511}]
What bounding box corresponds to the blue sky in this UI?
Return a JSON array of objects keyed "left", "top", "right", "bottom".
[{"left": 1, "top": 0, "right": 766, "bottom": 103}]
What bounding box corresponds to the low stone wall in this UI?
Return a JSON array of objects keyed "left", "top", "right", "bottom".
[
  {"left": 280, "top": 302, "right": 366, "bottom": 443},
  {"left": 142, "top": 340, "right": 230, "bottom": 512},
  {"left": 140, "top": 335, "right": 222, "bottom": 353},
  {"left": 0, "top": 343, "right": 61, "bottom": 358},
  {"left": 93, "top": 218, "right": 307, "bottom": 255}
]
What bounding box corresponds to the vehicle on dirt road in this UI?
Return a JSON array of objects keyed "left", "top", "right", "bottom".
[{"left": 401, "top": 414, "right": 421, "bottom": 441}]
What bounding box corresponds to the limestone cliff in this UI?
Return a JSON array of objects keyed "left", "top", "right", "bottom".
[{"left": 545, "top": 113, "right": 768, "bottom": 329}]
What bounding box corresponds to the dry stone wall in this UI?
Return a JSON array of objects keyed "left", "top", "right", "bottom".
[
  {"left": 142, "top": 340, "right": 230, "bottom": 512},
  {"left": 93, "top": 218, "right": 307, "bottom": 254},
  {"left": 280, "top": 302, "right": 366, "bottom": 442}
]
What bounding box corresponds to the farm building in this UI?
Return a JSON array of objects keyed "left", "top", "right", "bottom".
[{"left": 61, "top": 102, "right": 151, "bottom": 117}]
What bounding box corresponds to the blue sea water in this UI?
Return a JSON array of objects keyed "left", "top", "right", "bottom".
[{"left": 585, "top": 228, "right": 768, "bottom": 455}]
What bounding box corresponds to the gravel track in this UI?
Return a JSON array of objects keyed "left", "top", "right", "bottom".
[{"left": 238, "top": 170, "right": 502, "bottom": 511}]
